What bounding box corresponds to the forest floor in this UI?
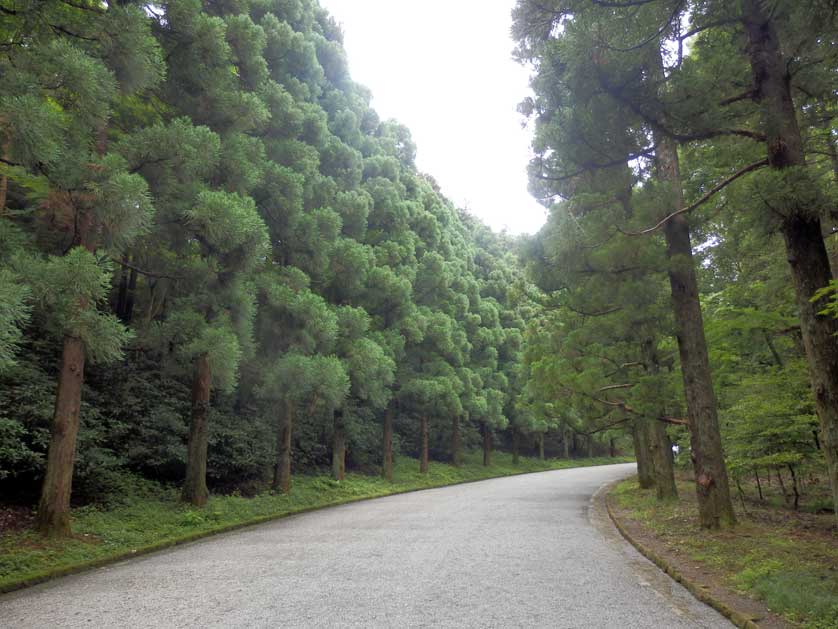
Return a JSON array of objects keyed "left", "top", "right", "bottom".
[
  {"left": 607, "top": 475, "right": 838, "bottom": 629},
  {"left": 0, "top": 453, "right": 630, "bottom": 592}
]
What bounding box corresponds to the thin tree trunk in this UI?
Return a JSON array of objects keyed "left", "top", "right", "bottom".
[
  {"left": 754, "top": 468, "right": 764, "bottom": 501},
  {"left": 562, "top": 427, "right": 569, "bottom": 459},
  {"left": 744, "top": 0, "right": 838, "bottom": 525},
  {"left": 586, "top": 435, "right": 593, "bottom": 458},
  {"left": 419, "top": 415, "right": 429, "bottom": 473},
  {"left": 482, "top": 423, "right": 491, "bottom": 466},
  {"left": 382, "top": 405, "right": 394, "bottom": 481},
  {"left": 274, "top": 398, "right": 294, "bottom": 493},
  {"left": 633, "top": 420, "right": 655, "bottom": 490},
  {"left": 539, "top": 433, "right": 545, "bottom": 460},
  {"left": 332, "top": 410, "right": 345, "bottom": 481},
  {"left": 788, "top": 464, "right": 800, "bottom": 511},
  {"left": 451, "top": 414, "right": 462, "bottom": 466},
  {"left": 610, "top": 437, "right": 616, "bottom": 458},
  {"left": 512, "top": 428, "right": 520, "bottom": 465},
  {"left": 776, "top": 469, "right": 789, "bottom": 505},
  {"left": 182, "top": 353, "right": 211, "bottom": 506},
  {"left": 36, "top": 335, "right": 85, "bottom": 536}
]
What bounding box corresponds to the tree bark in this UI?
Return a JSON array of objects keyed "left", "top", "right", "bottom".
[
  {"left": 562, "top": 427, "right": 569, "bottom": 459},
  {"left": 609, "top": 437, "right": 616, "bottom": 458},
  {"left": 274, "top": 398, "right": 294, "bottom": 493},
  {"left": 182, "top": 353, "right": 211, "bottom": 507},
  {"left": 743, "top": 0, "right": 838, "bottom": 523},
  {"left": 419, "top": 415, "right": 429, "bottom": 473},
  {"left": 382, "top": 405, "right": 394, "bottom": 481},
  {"left": 586, "top": 435, "right": 593, "bottom": 459},
  {"left": 36, "top": 335, "right": 85, "bottom": 537},
  {"left": 482, "top": 423, "right": 492, "bottom": 466},
  {"left": 633, "top": 419, "right": 655, "bottom": 490},
  {"left": 512, "top": 428, "right": 520, "bottom": 465},
  {"left": 332, "top": 411, "right": 345, "bottom": 481},
  {"left": 451, "top": 414, "right": 462, "bottom": 467},
  {"left": 539, "top": 432, "right": 546, "bottom": 460},
  {"left": 655, "top": 134, "right": 735, "bottom": 527},
  {"left": 642, "top": 338, "right": 678, "bottom": 500}
]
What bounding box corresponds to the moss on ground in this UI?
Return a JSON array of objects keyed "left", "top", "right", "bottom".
[{"left": 0, "top": 453, "right": 630, "bottom": 592}]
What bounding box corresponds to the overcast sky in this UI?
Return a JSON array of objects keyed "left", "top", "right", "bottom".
[{"left": 318, "top": 0, "right": 546, "bottom": 235}]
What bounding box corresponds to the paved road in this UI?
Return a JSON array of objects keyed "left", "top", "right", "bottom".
[{"left": 1, "top": 463, "right": 731, "bottom": 628}]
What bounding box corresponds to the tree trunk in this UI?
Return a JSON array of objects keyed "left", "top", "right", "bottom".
[
  {"left": 743, "top": 0, "right": 838, "bottom": 524},
  {"left": 482, "top": 423, "right": 491, "bottom": 466},
  {"left": 562, "top": 427, "right": 569, "bottom": 459},
  {"left": 451, "top": 414, "right": 462, "bottom": 467},
  {"left": 633, "top": 420, "right": 655, "bottom": 490},
  {"left": 382, "top": 405, "right": 394, "bottom": 481},
  {"left": 609, "top": 437, "right": 616, "bottom": 458},
  {"left": 182, "top": 353, "right": 211, "bottom": 507},
  {"left": 655, "top": 136, "right": 736, "bottom": 528},
  {"left": 274, "top": 398, "right": 294, "bottom": 493},
  {"left": 332, "top": 411, "right": 345, "bottom": 481},
  {"left": 755, "top": 468, "right": 764, "bottom": 501},
  {"left": 586, "top": 435, "right": 593, "bottom": 459},
  {"left": 36, "top": 335, "right": 85, "bottom": 537},
  {"left": 539, "top": 433, "right": 545, "bottom": 460},
  {"left": 512, "top": 428, "right": 520, "bottom": 465},
  {"left": 642, "top": 338, "right": 678, "bottom": 500},
  {"left": 419, "top": 415, "right": 429, "bottom": 473},
  {"left": 650, "top": 420, "right": 678, "bottom": 501}
]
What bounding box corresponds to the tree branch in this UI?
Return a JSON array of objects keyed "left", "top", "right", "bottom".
[{"left": 620, "top": 159, "right": 769, "bottom": 236}]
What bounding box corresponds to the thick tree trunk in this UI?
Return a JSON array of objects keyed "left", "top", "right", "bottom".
[
  {"left": 274, "top": 398, "right": 294, "bottom": 493},
  {"left": 655, "top": 134, "right": 735, "bottom": 528},
  {"left": 451, "top": 414, "right": 462, "bottom": 467},
  {"left": 182, "top": 353, "right": 211, "bottom": 507},
  {"left": 633, "top": 420, "right": 655, "bottom": 490},
  {"left": 609, "top": 437, "right": 616, "bottom": 458},
  {"left": 512, "top": 428, "right": 520, "bottom": 465},
  {"left": 743, "top": 0, "right": 838, "bottom": 523},
  {"left": 36, "top": 335, "right": 85, "bottom": 537},
  {"left": 419, "top": 415, "right": 429, "bottom": 473},
  {"left": 539, "top": 433, "right": 545, "bottom": 460},
  {"left": 382, "top": 405, "right": 394, "bottom": 481},
  {"left": 332, "top": 411, "right": 345, "bottom": 481},
  {"left": 482, "top": 423, "right": 492, "bottom": 466}
]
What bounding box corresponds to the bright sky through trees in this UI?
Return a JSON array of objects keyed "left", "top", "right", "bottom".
[{"left": 319, "top": 0, "right": 546, "bottom": 234}]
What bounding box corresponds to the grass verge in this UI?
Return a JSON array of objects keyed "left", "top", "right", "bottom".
[
  {"left": 608, "top": 478, "right": 838, "bottom": 629},
  {"left": 0, "top": 453, "right": 630, "bottom": 593}
]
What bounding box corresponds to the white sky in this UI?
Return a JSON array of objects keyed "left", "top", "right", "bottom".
[{"left": 318, "top": 0, "right": 546, "bottom": 235}]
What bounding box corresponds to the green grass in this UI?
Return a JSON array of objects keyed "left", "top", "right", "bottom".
[
  {"left": 610, "top": 478, "right": 838, "bottom": 629},
  {"left": 0, "top": 453, "right": 630, "bottom": 592}
]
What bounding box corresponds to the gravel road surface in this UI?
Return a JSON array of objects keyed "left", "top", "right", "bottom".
[{"left": 1, "top": 463, "right": 731, "bottom": 628}]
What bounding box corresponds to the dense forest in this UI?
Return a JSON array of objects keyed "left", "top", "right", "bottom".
[{"left": 0, "top": 0, "right": 836, "bottom": 543}]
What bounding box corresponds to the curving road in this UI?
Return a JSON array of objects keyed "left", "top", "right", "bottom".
[{"left": 0, "top": 463, "right": 731, "bottom": 628}]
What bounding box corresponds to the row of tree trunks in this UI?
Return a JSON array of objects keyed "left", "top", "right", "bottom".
[
  {"left": 742, "top": 0, "right": 838, "bottom": 524},
  {"left": 332, "top": 411, "right": 345, "bottom": 481},
  {"left": 36, "top": 336, "right": 86, "bottom": 536},
  {"left": 382, "top": 405, "right": 394, "bottom": 481},
  {"left": 419, "top": 415, "right": 429, "bottom": 473},
  {"left": 274, "top": 398, "right": 294, "bottom": 493}
]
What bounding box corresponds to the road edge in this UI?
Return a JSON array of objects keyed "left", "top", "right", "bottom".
[
  {"left": 1, "top": 459, "right": 631, "bottom": 597},
  {"left": 602, "top": 483, "right": 762, "bottom": 629}
]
